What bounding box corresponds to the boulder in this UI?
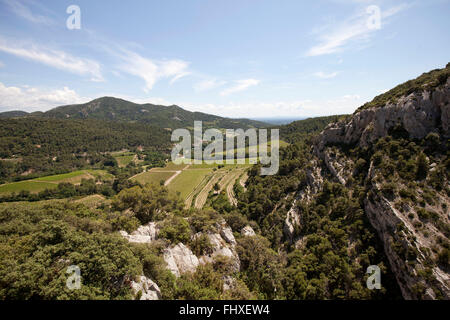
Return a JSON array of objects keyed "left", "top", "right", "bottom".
[
  {"left": 241, "top": 225, "right": 256, "bottom": 237},
  {"left": 220, "top": 225, "right": 236, "bottom": 245},
  {"left": 163, "top": 243, "right": 199, "bottom": 277},
  {"left": 131, "top": 275, "right": 161, "bottom": 300},
  {"left": 120, "top": 222, "right": 159, "bottom": 244}
]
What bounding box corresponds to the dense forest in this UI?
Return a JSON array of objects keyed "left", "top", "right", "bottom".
[{"left": 0, "top": 118, "right": 171, "bottom": 181}]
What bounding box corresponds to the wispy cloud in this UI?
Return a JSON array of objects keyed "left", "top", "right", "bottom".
[
  {"left": 117, "top": 50, "right": 190, "bottom": 92},
  {"left": 314, "top": 71, "right": 339, "bottom": 79},
  {"left": 0, "top": 82, "right": 90, "bottom": 111},
  {"left": 193, "top": 79, "right": 226, "bottom": 92},
  {"left": 306, "top": 3, "right": 410, "bottom": 56},
  {"left": 169, "top": 72, "right": 191, "bottom": 85},
  {"left": 0, "top": 37, "right": 103, "bottom": 81},
  {"left": 3, "top": 0, "right": 54, "bottom": 25},
  {"left": 220, "top": 78, "right": 260, "bottom": 96}
]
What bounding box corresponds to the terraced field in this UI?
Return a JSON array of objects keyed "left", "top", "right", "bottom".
[
  {"left": 128, "top": 160, "right": 251, "bottom": 209},
  {"left": 187, "top": 165, "right": 250, "bottom": 209},
  {"left": 168, "top": 168, "right": 213, "bottom": 200},
  {"left": 194, "top": 170, "right": 225, "bottom": 209},
  {"left": 224, "top": 169, "right": 247, "bottom": 205},
  {"left": 239, "top": 172, "right": 249, "bottom": 190}
]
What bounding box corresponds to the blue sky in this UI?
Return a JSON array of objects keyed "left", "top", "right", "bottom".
[{"left": 0, "top": 0, "right": 448, "bottom": 118}]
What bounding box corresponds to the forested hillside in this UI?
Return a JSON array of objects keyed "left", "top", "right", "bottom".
[
  {"left": 0, "top": 118, "right": 171, "bottom": 180},
  {"left": 0, "top": 97, "right": 268, "bottom": 130}
]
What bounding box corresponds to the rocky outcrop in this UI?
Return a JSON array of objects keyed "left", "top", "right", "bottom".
[
  {"left": 161, "top": 221, "right": 240, "bottom": 278},
  {"left": 323, "top": 149, "right": 352, "bottom": 185},
  {"left": 241, "top": 225, "right": 256, "bottom": 237},
  {"left": 131, "top": 275, "right": 161, "bottom": 300},
  {"left": 315, "top": 79, "right": 450, "bottom": 152},
  {"left": 283, "top": 165, "right": 323, "bottom": 244},
  {"left": 311, "top": 77, "right": 450, "bottom": 300},
  {"left": 119, "top": 222, "right": 159, "bottom": 244},
  {"left": 365, "top": 190, "right": 450, "bottom": 299},
  {"left": 364, "top": 160, "right": 450, "bottom": 299},
  {"left": 284, "top": 200, "right": 301, "bottom": 243},
  {"left": 219, "top": 223, "right": 236, "bottom": 246},
  {"left": 163, "top": 243, "right": 199, "bottom": 277},
  {"left": 121, "top": 219, "right": 240, "bottom": 280},
  {"left": 196, "top": 221, "right": 240, "bottom": 272}
]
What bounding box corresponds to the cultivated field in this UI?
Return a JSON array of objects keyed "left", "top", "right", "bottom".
[
  {"left": 212, "top": 140, "right": 289, "bottom": 158},
  {"left": 73, "top": 194, "right": 108, "bottom": 208},
  {"left": 0, "top": 181, "right": 57, "bottom": 194},
  {"left": 167, "top": 168, "right": 213, "bottom": 200},
  {"left": 153, "top": 158, "right": 253, "bottom": 209},
  {"left": 152, "top": 162, "right": 188, "bottom": 171},
  {"left": 0, "top": 170, "right": 111, "bottom": 194},
  {"left": 130, "top": 171, "right": 177, "bottom": 185},
  {"left": 113, "top": 152, "right": 136, "bottom": 167}
]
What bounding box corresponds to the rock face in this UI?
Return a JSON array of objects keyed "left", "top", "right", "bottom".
[
  {"left": 119, "top": 222, "right": 159, "bottom": 244},
  {"left": 163, "top": 243, "right": 200, "bottom": 277},
  {"left": 131, "top": 275, "right": 161, "bottom": 300},
  {"left": 284, "top": 201, "right": 301, "bottom": 243},
  {"left": 315, "top": 79, "right": 450, "bottom": 152},
  {"left": 364, "top": 166, "right": 450, "bottom": 300},
  {"left": 311, "top": 77, "right": 450, "bottom": 300},
  {"left": 283, "top": 163, "right": 323, "bottom": 244}
]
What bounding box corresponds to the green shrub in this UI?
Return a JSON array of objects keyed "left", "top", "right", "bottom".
[
  {"left": 191, "top": 234, "right": 214, "bottom": 256},
  {"left": 159, "top": 215, "right": 191, "bottom": 244}
]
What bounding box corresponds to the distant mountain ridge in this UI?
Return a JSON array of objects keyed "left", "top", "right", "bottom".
[
  {"left": 0, "top": 97, "right": 269, "bottom": 130},
  {"left": 0, "top": 110, "right": 30, "bottom": 118}
]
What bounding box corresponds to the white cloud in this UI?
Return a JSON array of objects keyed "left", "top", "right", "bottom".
[
  {"left": 0, "top": 82, "right": 90, "bottom": 112},
  {"left": 220, "top": 79, "right": 260, "bottom": 96},
  {"left": 306, "top": 3, "right": 409, "bottom": 56},
  {"left": 193, "top": 79, "right": 226, "bottom": 92},
  {"left": 314, "top": 71, "right": 339, "bottom": 79},
  {"left": 0, "top": 37, "right": 103, "bottom": 81},
  {"left": 3, "top": 0, "right": 53, "bottom": 25},
  {"left": 118, "top": 50, "right": 190, "bottom": 92}
]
